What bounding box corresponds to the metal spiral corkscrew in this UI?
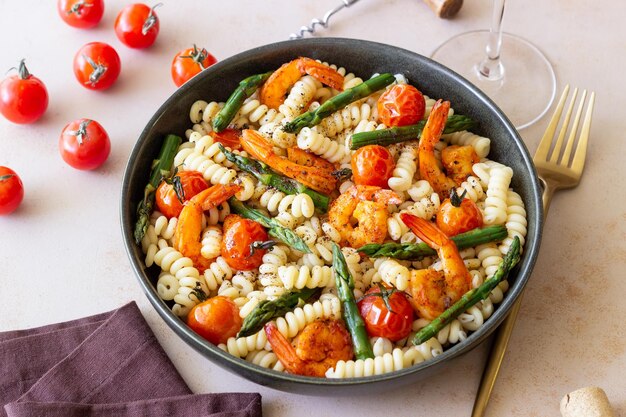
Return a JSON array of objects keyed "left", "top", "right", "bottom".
[{"left": 289, "top": 0, "right": 361, "bottom": 40}]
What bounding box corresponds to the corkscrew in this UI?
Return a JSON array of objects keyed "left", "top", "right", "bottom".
[{"left": 289, "top": 0, "right": 361, "bottom": 40}]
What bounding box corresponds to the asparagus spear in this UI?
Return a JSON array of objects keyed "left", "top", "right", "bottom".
[
  {"left": 412, "top": 236, "right": 521, "bottom": 345},
  {"left": 219, "top": 144, "right": 330, "bottom": 212},
  {"left": 332, "top": 243, "right": 374, "bottom": 360},
  {"left": 284, "top": 73, "right": 396, "bottom": 134},
  {"left": 358, "top": 225, "right": 507, "bottom": 260},
  {"left": 228, "top": 197, "right": 311, "bottom": 253},
  {"left": 134, "top": 134, "right": 182, "bottom": 243},
  {"left": 237, "top": 287, "right": 321, "bottom": 337},
  {"left": 350, "top": 114, "right": 476, "bottom": 150},
  {"left": 212, "top": 71, "right": 273, "bottom": 132}
]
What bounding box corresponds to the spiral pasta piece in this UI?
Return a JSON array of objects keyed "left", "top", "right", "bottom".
[
  {"left": 279, "top": 75, "right": 321, "bottom": 120},
  {"left": 326, "top": 349, "right": 406, "bottom": 378},
  {"left": 273, "top": 296, "right": 341, "bottom": 338},
  {"left": 180, "top": 151, "right": 237, "bottom": 185},
  {"left": 297, "top": 127, "right": 349, "bottom": 164},
  {"left": 442, "top": 131, "right": 491, "bottom": 159},
  {"left": 483, "top": 166, "right": 513, "bottom": 225},
  {"left": 373, "top": 258, "right": 410, "bottom": 291},
  {"left": 499, "top": 190, "right": 527, "bottom": 255},
  {"left": 388, "top": 145, "right": 418, "bottom": 192},
  {"left": 200, "top": 226, "right": 222, "bottom": 259},
  {"left": 235, "top": 97, "right": 285, "bottom": 125},
  {"left": 203, "top": 256, "right": 233, "bottom": 293},
  {"left": 457, "top": 175, "right": 485, "bottom": 203},
  {"left": 218, "top": 330, "right": 270, "bottom": 358},
  {"left": 278, "top": 264, "right": 333, "bottom": 290}
]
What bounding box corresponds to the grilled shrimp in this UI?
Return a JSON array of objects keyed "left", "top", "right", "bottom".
[
  {"left": 265, "top": 319, "right": 353, "bottom": 377},
  {"left": 328, "top": 185, "right": 402, "bottom": 248},
  {"left": 400, "top": 213, "right": 471, "bottom": 320},
  {"left": 173, "top": 184, "right": 241, "bottom": 272},
  {"left": 260, "top": 57, "right": 344, "bottom": 109}
]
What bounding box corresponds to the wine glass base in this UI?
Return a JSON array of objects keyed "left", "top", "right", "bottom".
[{"left": 431, "top": 30, "right": 556, "bottom": 130}]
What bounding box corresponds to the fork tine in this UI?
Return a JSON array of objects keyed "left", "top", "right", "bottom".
[
  {"left": 571, "top": 91, "right": 595, "bottom": 172},
  {"left": 549, "top": 87, "right": 578, "bottom": 164},
  {"left": 561, "top": 90, "right": 587, "bottom": 165},
  {"left": 535, "top": 85, "right": 570, "bottom": 162}
]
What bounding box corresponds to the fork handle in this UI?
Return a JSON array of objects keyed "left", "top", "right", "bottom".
[{"left": 471, "top": 179, "right": 554, "bottom": 417}]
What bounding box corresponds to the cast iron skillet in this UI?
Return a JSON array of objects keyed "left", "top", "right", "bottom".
[{"left": 121, "top": 38, "right": 543, "bottom": 395}]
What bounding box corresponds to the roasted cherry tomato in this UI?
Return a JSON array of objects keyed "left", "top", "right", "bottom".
[
  {"left": 436, "top": 189, "right": 483, "bottom": 236},
  {"left": 114, "top": 3, "right": 161, "bottom": 49},
  {"left": 57, "top": 0, "right": 104, "bottom": 29},
  {"left": 358, "top": 285, "right": 413, "bottom": 341},
  {"left": 0, "top": 60, "right": 48, "bottom": 124},
  {"left": 351, "top": 145, "right": 395, "bottom": 187},
  {"left": 155, "top": 170, "right": 208, "bottom": 218},
  {"left": 187, "top": 296, "right": 242, "bottom": 345},
  {"left": 73, "top": 42, "right": 121, "bottom": 91},
  {"left": 171, "top": 45, "right": 217, "bottom": 87},
  {"left": 377, "top": 84, "right": 426, "bottom": 127},
  {"left": 59, "top": 118, "right": 111, "bottom": 170},
  {"left": 0, "top": 167, "right": 24, "bottom": 215},
  {"left": 221, "top": 214, "right": 268, "bottom": 271},
  {"left": 209, "top": 129, "right": 242, "bottom": 151}
]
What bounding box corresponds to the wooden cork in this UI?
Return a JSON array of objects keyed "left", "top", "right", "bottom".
[
  {"left": 560, "top": 387, "right": 616, "bottom": 417},
  {"left": 423, "top": 0, "right": 463, "bottom": 18}
]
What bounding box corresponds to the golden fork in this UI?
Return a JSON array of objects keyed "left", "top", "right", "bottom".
[{"left": 472, "top": 85, "right": 596, "bottom": 417}]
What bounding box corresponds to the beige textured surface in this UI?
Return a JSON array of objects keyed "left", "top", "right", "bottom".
[
  {"left": 560, "top": 387, "right": 616, "bottom": 417},
  {"left": 0, "top": 1, "right": 624, "bottom": 416}
]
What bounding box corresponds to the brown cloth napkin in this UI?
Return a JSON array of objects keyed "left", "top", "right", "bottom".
[{"left": 0, "top": 302, "right": 262, "bottom": 417}]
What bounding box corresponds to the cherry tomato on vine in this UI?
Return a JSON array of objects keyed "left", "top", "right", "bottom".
[
  {"left": 187, "top": 296, "right": 242, "bottom": 345},
  {"left": 358, "top": 285, "right": 414, "bottom": 341},
  {"left": 436, "top": 189, "right": 483, "bottom": 236},
  {"left": 0, "top": 167, "right": 24, "bottom": 215},
  {"left": 350, "top": 145, "right": 395, "bottom": 188},
  {"left": 114, "top": 3, "right": 162, "bottom": 49},
  {"left": 0, "top": 60, "right": 48, "bottom": 124},
  {"left": 155, "top": 170, "right": 208, "bottom": 219},
  {"left": 171, "top": 45, "right": 217, "bottom": 87},
  {"left": 57, "top": 0, "right": 104, "bottom": 29},
  {"left": 73, "top": 42, "right": 121, "bottom": 91},
  {"left": 221, "top": 214, "right": 268, "bottom": 271},
  {"left": 59, "top": 118, "right": 111, "bottom": 170},
  {"left": 377, "top": 84, "right": 426, "bottom": 127}
]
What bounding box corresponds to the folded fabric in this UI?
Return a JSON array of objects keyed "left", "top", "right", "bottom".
[{"left": 0, "top": 302, "right": 262, "bottom": 417}]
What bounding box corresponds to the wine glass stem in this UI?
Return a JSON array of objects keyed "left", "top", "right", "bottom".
[{"left": 477, "top": 0, "right": 506, "bottom": 80}]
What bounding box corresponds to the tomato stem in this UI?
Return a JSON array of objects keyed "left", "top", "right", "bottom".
[
  {"left": 8, "top": 59, "right": 31, "bottom": 80},
  {"left": 449, "top": 188, "right": 467, "bottom": 207},
  {"left": 249, "top": 240, "right": 276, "bottom": 256},
  {"left": 67, "top": 119, "right": 92, "bottom": 145},
  {"left": 356, "top": 283, "right": 407, "bottom": 314},
  {"left": 0, "top": 174, "right": 15, "bottom": 182},
  {"left": 82, "top": 54, "right": 107, "bottom": 87},
  {"left": 68, "top": 0, "right": 93, "bottom": 15},
  {"left": 142, "top": 3, "right": 163, "bottom": 35},
  {"left": 179, "top": 44, "right": 209, "bottom": 70}
]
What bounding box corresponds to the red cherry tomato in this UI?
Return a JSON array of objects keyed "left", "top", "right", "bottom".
[
  {"left": 209, "top": 129, "right": 242, "bottom": 151},
  {"left": 221, "top": 214, "right": 268, "bottom": 271},
  {"left": 114, "top": 3, "right": 161, "bottom": 49},
  {"left": 155, "top": 171, "right": 208, "bottom": 219},
  {"left": 57, "top": 0, "right": 104, "bottom": 29},
  {"left": 0, "top": 60, "right": 48, "bottom": 124},
  {"left": 0, "top": 167, "right": 24, "bottom": 215},
  {"left": 358, "top": 285, "right": 414, "bottom": 341},
  {"left": 436, "top": 190, "right": 483, "bottom": 236},
  {"left": 187, "top": 296, "right": 242, "bottom": 345},
  {"left": 351, "top": 145, "right": 395, "bottom": 187},
  {"left": 377, "top": 84, "right": 426, "bottom": 127},
  {"left": 73, "top": 42, "right": 121, "bottom": 91},
  {"left": 59, "top": 119, "right": 111, "bottom": 170},
  {"left": 171, "top": 45, "right": 217, "bottom": 87}
]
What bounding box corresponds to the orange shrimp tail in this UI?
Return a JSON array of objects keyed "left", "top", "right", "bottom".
[
  {"left": 264, "top": 323, "right": 303, "bottom": 374},
  {"left": 190, "top": 184, "right": 241, "bottom": 211},
  {"left": 420, "top": 100, "right": 450, "bottom": 149},
  {"left": 400, "top": 213, "right": 449, "bottom": 249},
  {"left": 296, "top": 57, "right": 344, "bottom": 91}
]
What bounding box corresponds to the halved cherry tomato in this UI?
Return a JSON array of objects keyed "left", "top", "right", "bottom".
[
  {"left": 351, "top": 145, "right": 395, "bottom": 187},
  {"left": 114, "top": 3, "right": 161, "bottom": 49},
  {"left": 221, "top": 214, "right": 268, "bottom": 271},
  {"left": 0, "top": 60, "right": 48, "bottom": 124},
  {"left": 436, "top": 189, "right": 483, "bottom": 236},
  {"left": 358, "top": 285, "right": 413, "bottom": 341},
  {"left": 59, "top": 118, "right": 110, "bottom": 170},
  {"left": 0, "top": 167, "right": 24, "bottom": 215},
  {"left": 57, "top": 0, "right": 104, "bottom": 29},
  {"left": 155, "top": 170, "right": 208, "bottom": 218},
  {"left": 171, "top": 45, "right": 217, "bottom": 87},
  {"left": 187, "top": 296, "right": 242, "bottom": 345},
  {"left": 377, "top": 84, "right": 426, "bottom": 127},
  {"left": 209, "top": 129, "right": 242, "bottom": 151},
  {"left": 73, "top": 42, "right": 121, "bottom": 91}
]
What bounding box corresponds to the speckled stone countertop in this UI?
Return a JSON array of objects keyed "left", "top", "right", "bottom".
[{"left": 1, "top": 1, "right": 624, "bottom": 415}]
